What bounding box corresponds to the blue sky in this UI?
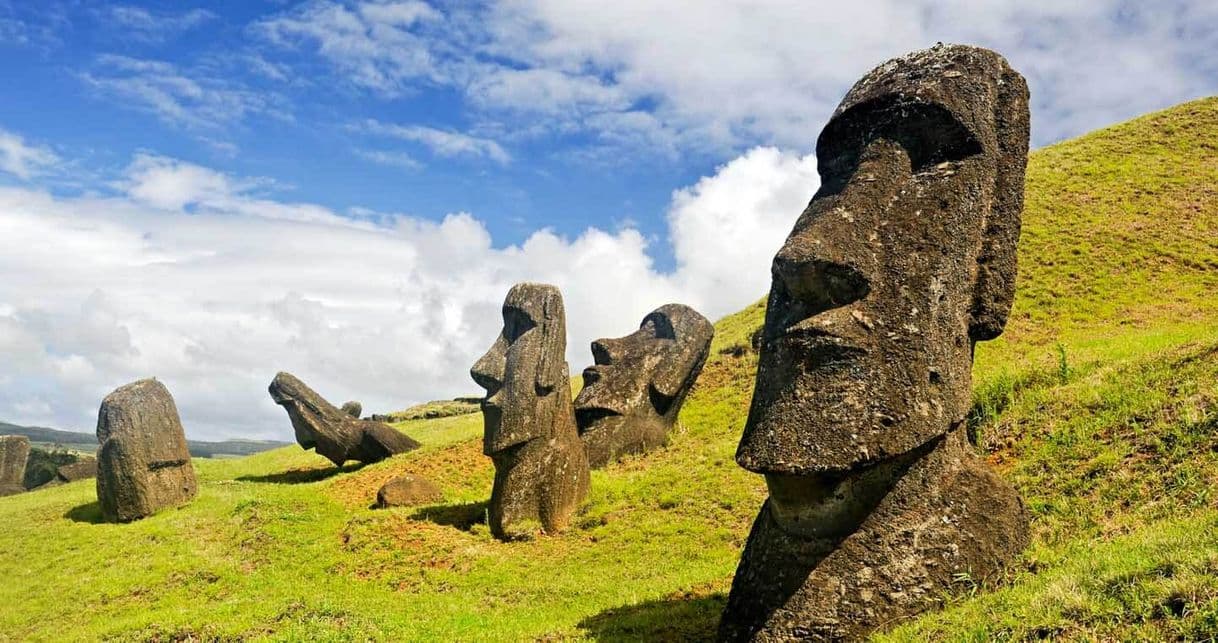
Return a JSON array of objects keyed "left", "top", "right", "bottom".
[{"left": 0, "top": 0, "right": 1215, "bottom": 440}]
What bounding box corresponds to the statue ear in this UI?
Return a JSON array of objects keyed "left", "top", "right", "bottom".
[
  {"left": 534, "top": 288, "right": 567, "bottom": 392},
  {"left": 969, "top": 67, "right": 1029, "bottom": 342}
]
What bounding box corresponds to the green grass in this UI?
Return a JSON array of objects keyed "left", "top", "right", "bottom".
[{"left": 2, "top": 97, "right": 1218, "bottom": 641}]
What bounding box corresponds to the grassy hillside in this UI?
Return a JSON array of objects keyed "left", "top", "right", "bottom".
[{"left": 1, "top": 97, "right": 1217, "bottom": 641}]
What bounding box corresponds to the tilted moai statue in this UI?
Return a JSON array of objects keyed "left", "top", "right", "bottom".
[
  {"left": 269, "top": 372, "right": 420, "bottom": 466},
  {"left": 0, "top": 435, "right": 30, "bottom": 497},
  {"left": 719, "top": 44, "right": 1032, "bottom": 641},
  {"left": 575, "top": 304, "right": 714, "bottom": 468},
  {"left": 340, "top": 401, "right": 362, "bottom": 418},
  {"left": 471, "top": 283, "right": 589, "bottom": 539},
  {"left": 96, "top": 379, "right": 198, "bottom": 522}
]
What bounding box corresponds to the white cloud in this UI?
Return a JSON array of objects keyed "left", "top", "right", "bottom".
[
  {"left": 360, "top": 120, "right": 511, "bottom": 164},
  {"left": 0, "top": 145, "right": 815, "bottom": 440},
  {"left": 104, "top": 5, "right": 215, "bottom": 41},
  {"left": 81, "top": 55, "right": 290, "bottom": 131},
  {"left": 255, "top": 1, "right": 1218, "bottom": 153},
  {"left": 355, "top": 148, "right": 424, "bottom": 171},
  {"left": 254, "top": 0, "right": 444, "bottom": 95},
  {"left": 0, "top": 128, "right": 59, "bottom": 180}
]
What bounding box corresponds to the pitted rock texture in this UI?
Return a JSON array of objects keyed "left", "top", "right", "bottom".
[
  {"left": 96, "top": 379, "right": 197, "bottom": 522},
  {"left": 721, "top": 44, "right": 1031, "bottom": 641},
  {"left": 0, "top": 435, "right": 30, "bottom": 497},
  {"left": 269, "top": 372, "right": 420, "bottom": 467},
  {"left": 471, "top": 283, "right": 589, "bottom": 540},
  {"left": 575, "top": 303, "right": 713, "bottom": 468},
  {"left": 376, "top": 474, "right": 443, "bottom": 508}
]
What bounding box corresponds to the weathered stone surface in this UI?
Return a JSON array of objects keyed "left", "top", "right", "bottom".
[
  {"left": 269, "top": 372, "right": 420, "bottom": 467},
  {"left": 721, "top": 44, "right": 1031, "bottom": 641},
  {"left": 575, "top": 304, "right": 714, "bottom": 468},
  {"left": 376, "top": 474, "right": 443, "bottom": 508},
  {"left": 96, "top": 379, "right": 197, "bottom": 522},
  {"left": 57, "top": 457, "right": 98, "bottom": 482},
  {"left": 0, "top": 435, "right": 30, "bottom": 497},
  {"left": 340, "top": 401, "right": 362, "bottom": 418},
  {"left": 471, "top": 283, "right": 589, "bottom": 540}
]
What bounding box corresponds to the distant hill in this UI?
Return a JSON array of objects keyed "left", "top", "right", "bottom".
[{"left": 0, "top": 421, "right": 290, "bottom": 459}]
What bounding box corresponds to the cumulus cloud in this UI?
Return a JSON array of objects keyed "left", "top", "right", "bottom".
[
  {"left": 0, "top": 145, "right": 816, "bottom": 440},
  {"left": 0, "top": 128, "right": 59, "bottom": 180}
]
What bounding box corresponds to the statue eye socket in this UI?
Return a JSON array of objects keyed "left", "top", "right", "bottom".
[
  {"left": 502, "top": 306, "right": 537, "bottom": 343},
  {"left": 643, "top": 314, "right": 677, "bottom": 340}
]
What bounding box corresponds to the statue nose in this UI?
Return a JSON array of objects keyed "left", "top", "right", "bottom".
[{"left": 772, "top": 247, "right": 869, "bottom": 316}]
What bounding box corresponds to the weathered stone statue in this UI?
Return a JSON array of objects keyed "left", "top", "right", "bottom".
[
  {"left": 96, "top": 379, "right": 198, "bottom": 522},
  {"left": 471, "top": 283, "right": 589, "bottom": 539},
  {"left": 340, "top": 401, "right": 362, "bottom": 418},
  {"left": 0, "top": 435, "right": 30, "bottom": 497},
  {"left": 269, "top": 372, "right": 420, "bottom": 466},
  {"left": 575, "top": 304, "right": 714, "bottom": 468},
  {"left": 720, "top": 44, "right": 1032, "bottom": 641}
]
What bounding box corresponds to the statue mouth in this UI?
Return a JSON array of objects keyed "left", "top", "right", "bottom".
[{"left": 575, "top": 406, "right": 622, "bottom": 430}]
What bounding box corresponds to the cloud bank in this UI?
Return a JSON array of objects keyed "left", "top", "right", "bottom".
[{"left": 0, "top": 147, "right": 815, "bottom": 440}]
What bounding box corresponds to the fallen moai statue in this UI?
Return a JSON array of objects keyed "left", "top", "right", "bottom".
[
  {"left": 471, "top": 283, "right": 589, "bottom": 539},
  {"left": 96, "top": 379, "right": 198, "bottom": 522},
  {"left": 269, "top": 372, "right": 420, "bottom": 466},
  {"left": 720, "top": 43, "right": 1032, "bottom": 641}
]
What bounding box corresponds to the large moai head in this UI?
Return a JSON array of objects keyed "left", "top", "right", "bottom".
[
  {"left": 737, "top": 44, "right": 1030, "bottom": 481},
  {"left": 471, "top": 282, "right": 570, "bottom": 455},
  {"left": 96, "top": 379, "right": 197, "bottom": 522},
  {"left": 471, "top": 283, "right": 589, "bottom": 539},
  {"left": 269, "top": 372, "right": 419, "bottom": 466},
  {"left": 575, "top": 304, "right": 714, "bottom": 468},
  {"left": 720, "top": 44, "right": 1031, "bottom": 641}
]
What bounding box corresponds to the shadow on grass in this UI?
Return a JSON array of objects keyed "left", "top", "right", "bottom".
[
  {"left": 577, "top": 593, "right": 726, "bottom": 641},
  {"left": 237, "top": 462, "right": 363, "bottom": 484},
  {"left": 409, "top": 500, "right": 488, "bottom": 532},
  {"left": 65, "top": 501, "right": 105, "bottom": 524}
]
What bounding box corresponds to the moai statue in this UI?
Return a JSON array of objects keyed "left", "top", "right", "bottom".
[
  {"left": 269, "top": 372, "right": 420, "bottom": 466},
  {"left": 575, "top": 304, "right": 714, "bottom": 468},
  {"left": 340, "top": 401, "right": 362, "bottom": 418},
  {"left": 719, "top": 44, "right": 1032, "bottom": 641},
  {"left": 96, "top": 379, "right": 198, "bottom": 522},
  {"left": 471, "top": 283, "right": 589, "bottom": 540},
  {"left": 0, "top": 435, "right": 30, "bottom": 496}
]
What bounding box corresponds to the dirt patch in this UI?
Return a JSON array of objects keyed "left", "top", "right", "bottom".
[{"left": 326, "top": 439, "right": 492, "bottom": 509}]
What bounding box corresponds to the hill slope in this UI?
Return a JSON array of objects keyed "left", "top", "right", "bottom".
[{"left": 1, "top": 97, "right": 1217, "bottom": 641}]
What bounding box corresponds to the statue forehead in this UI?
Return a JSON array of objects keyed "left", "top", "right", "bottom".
[{"left": 504, "top": 283, "right": 559, "bottom": 322}]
